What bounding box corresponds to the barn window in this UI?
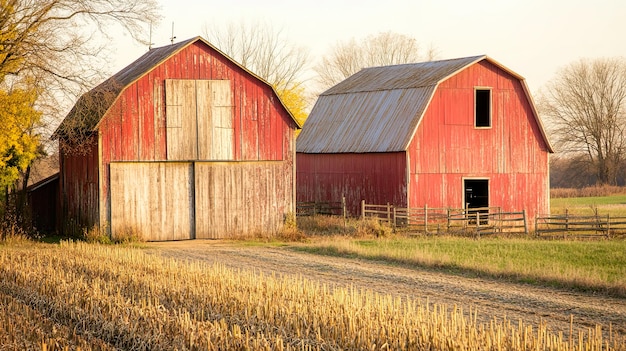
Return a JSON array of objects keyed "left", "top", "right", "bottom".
[{"left": 474, "top": 88, "right": 491, "bottom": 127}]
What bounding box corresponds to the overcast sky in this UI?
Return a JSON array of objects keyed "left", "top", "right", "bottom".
[{"left": 113, "top": 0, "right": 624, "bottom": 94}]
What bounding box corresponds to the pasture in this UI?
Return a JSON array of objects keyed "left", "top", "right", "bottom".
[{"left": 550, "top": 195, "right": 626, "bottom": 216}]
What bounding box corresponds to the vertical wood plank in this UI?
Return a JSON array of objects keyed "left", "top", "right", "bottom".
[
  {"left": 196, "top": 80, "right": 214, "bottom": 160},
  {"left": 165, "top": 79, "right": 197, "bottom": 160},
  {"left": 211, "top": 80, "right": 234, "bottom": 160}
]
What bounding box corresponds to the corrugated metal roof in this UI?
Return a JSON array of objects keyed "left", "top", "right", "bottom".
[
  {"left": 322, "top": 55, "right": 484, "bottom": 95},
  {"left": 54, "top": 36, "right": 299, "bottom": 140},
  {"left": 298, "top": 55, "right": 554, "bottom": 153},
  {"left": 298, "top": 56, "right": 486, "bottom": 153},
  {"left": 297, "top": 87, "right": 435, "bottom": 153}
]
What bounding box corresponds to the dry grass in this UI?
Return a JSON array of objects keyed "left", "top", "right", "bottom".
[
  {"left": 0, "top": 241, "right": 624, "bottom": 350},
  {"left": 297, "top": 215, "right": 392, "bottom": 237},
  {"left": 551, "top": 186, "right": 626, "bottom": 198}
]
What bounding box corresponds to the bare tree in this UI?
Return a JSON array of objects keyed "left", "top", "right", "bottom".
[
  {"left": 538, "top": 57, "right": 626, "bottom": 186},
  {"left": 314, "top": 31, "right": 438, "bottom": 91},
  {"left": 203, "top": 20, "right": 310, "bottom": 93},
  {"left": 0, "top": 0, "right": 161, "bottom": 130}
]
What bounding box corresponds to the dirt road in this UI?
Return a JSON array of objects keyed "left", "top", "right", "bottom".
[{"left": 144, "top": 240, "right": 626, "bottom": 338}]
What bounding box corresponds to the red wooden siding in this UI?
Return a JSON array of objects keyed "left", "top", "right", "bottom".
[
  {"left": 98, "top": 43, "right": 295, "bottom": 165},
  {"left": 27, "top": 174, "right": 59, "bottom": 234},
  {"left": 408, "top": 60, "right": 550, "bottom": 220},
  {"left": 59, "top": 136, "right": 99, "bottom": 233},
  {"left": 94, "top": 41, "right": 296, "bottom": 238},
  {"left": 296, "top": 152, "right": 407, "bottom": 216}
]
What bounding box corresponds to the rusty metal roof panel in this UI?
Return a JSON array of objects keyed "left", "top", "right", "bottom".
[{"left": 297, "top": 86, "right": 436, "bottom": 153}]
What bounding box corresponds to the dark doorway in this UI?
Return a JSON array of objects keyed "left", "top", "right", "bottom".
[
  {"left": 464, "top": 179, "right": 489, "bottom": 225},
  {"left": 464, "top": 179, "right": 489, "bottom": 209}
]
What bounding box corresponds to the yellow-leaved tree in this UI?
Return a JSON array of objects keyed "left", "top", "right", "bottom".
[
  {"left": 0, "top": 87, "right": 41, "bottom": 189},
  {"left": 275, "top": 84, "right": 309, "bottom": 128}
]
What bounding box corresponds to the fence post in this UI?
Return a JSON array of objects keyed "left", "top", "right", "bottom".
[
  {"left": 386, "top": 203, "right": 391, "bottom": 224},
  {"left": 607, "top": 214, "right": 611, "bottom": 238},
  {"left": 342, "top": 196, "right": 347, "bottom": 227},
  {"left": 476, "top": 212, "right": 481, "bottom": 238},
  {"left": 522, "top": 210, "right": 528, "bottom": 235},
  {"left": 564, "top": 209, "right": 569, "bottom": 239},
  {"left": 392, "top": 207, "right": 397, "bottom": 232},
  {"left": 424, "top": 204, "right": 428, "bottom": 234},
  {"left": 447, "top": 208, "right": 451, "bottom": 232},
  {"left": 361, "top": 200, "right": 365, "bottom": 220}
]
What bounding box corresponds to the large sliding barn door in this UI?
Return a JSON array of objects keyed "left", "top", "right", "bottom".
[
  {"left": 110, "top": 162, "right": 194, "bottom": 241},
  {"left": 194, "top": 161, "right": 288, "bottom": 239}
]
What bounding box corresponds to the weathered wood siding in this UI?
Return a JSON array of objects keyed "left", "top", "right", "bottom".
[
  {"left": 59, "top": 136, "right": 99, "bottom": 234},
  {"left": 110, "top": 162, "right": 194, "bottom": 241},
  {"left": 408, "top": 60, "right": 550, "bottom": 220},
  {"left": 108, "top": 160, "right": 293, "bottom": 241},
  {"left": 27, "top": 174, "right": 60, "bottom": 234},
  {"left": 92, "top": 40, "right": 297, "bottom": 239},
  {"left": 165, "top": 79, "right": 198, "bottom": 160},
  {"left": 165, "top": 79, "right": 234, "bottom": 161},
  {"left": 296, "top": 152, "right": 407, "bottom": 216},
  {"left": 195, "top": 161, "right": 293, "bottom": 238}
]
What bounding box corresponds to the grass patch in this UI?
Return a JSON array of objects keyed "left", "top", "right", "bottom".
[
  {"left": 550, "top": 195, "right": 626, "bottom": 216},
  {"left": 295, "top": 236, "right": 626, "bottom": 297}
]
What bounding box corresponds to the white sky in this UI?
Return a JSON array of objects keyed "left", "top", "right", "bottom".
[{"left": 113, "top": 0, "right": 625, "bottom": 95}]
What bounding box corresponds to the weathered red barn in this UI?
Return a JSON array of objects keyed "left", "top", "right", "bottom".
[
  {"left": 297, "top": 56, "right": 553, "bottom": 222},
  {"left": 53, "top": 36, "right": 300, "bottom": 241}
]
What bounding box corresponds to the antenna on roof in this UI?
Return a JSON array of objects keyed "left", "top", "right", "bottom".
[
  {"left": 148, "top": 22, "right": 155, "bottom": 50},
  {"left": 170, "top": 22, "right": 176, "bottom": 45}
]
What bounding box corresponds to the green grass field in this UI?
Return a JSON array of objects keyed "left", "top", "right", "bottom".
[
  {"left": 295, "top": 235, "right": 626, "bottom": 297},
  {"left": 550, "top": 195, "right": 626, "bottom": 216}
]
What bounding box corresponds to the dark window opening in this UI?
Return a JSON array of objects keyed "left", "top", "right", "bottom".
[{"left": 475, "top": 89, "right": 491, "bottom": 127}]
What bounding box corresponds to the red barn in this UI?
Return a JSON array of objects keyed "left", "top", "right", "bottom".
[
  {"left": 53, "top": 36, "right": 300, "bottom": 241},
  {"left": 297, "top": 56, "right": 553, "bottom": 222}
]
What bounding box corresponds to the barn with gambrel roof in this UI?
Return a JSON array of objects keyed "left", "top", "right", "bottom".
[
  {"left": 53, "top": 36, "right": 300, "bottom": 241},
  {"left": 297, "top": 55, "right": 553, "bottom": 221}
]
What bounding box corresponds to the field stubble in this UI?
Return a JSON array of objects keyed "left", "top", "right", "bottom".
[{"left": 0, "top": 240, "right": 624, "bottom": 350}]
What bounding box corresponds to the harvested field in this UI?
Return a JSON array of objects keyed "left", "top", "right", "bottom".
[
  {"left": 1, "top": 240, "right": 624, "bottom": 350},
  {"left": 148, "top": 240, "right": 626, "bottom": 340}
]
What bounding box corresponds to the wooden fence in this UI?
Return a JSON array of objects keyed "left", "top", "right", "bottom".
[
  {"left": 361, "top": 201, "right": 528, "bottom": 236},
  {"left": 296, "top": 197, "right": 347, "bottom": 218},
  {"left": 535, "top": 210, "right": 626, "bottom": 238}
]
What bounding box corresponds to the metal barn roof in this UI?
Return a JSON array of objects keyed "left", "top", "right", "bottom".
[{"left": 297, "top": 55, "right": 552, "bottom": 153}]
